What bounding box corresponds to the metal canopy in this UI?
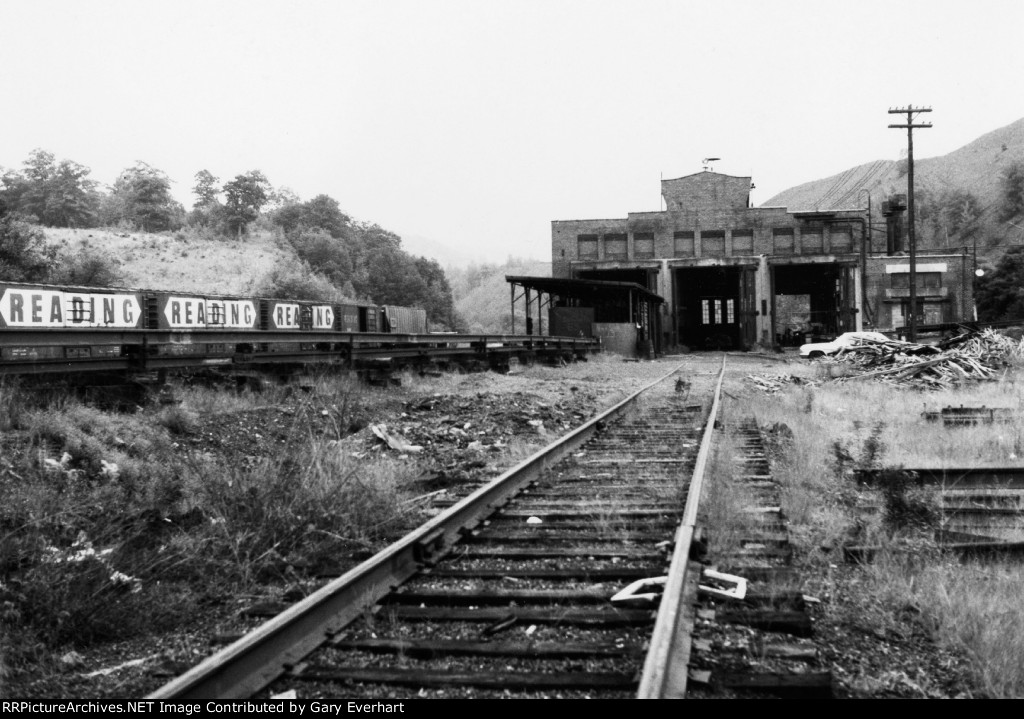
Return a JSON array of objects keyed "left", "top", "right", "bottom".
[{"left": 505, "top": 276, "right": 664, "bottom": 304}]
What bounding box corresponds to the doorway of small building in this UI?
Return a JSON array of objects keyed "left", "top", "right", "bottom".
[
  {"left": 674, "top": 266, "right": 744, "bottom": 351},
  {"left": 771, "top": 263, "right": 855, "bottom": 346},
  {"left": 567, "top": 268, "right": 662, "bottom": 355}
]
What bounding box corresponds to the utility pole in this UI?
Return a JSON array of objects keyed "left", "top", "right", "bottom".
[{"left": 888, "top": 105, "right": 931, "bottom": 342}]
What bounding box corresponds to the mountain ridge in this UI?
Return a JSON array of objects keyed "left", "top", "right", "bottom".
[{"left": 763, "top": 117, "right": 1024, "bottom": 262}]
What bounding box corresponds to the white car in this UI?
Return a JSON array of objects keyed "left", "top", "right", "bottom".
[{"left": 799, "top": 331, "right": 892, "bottom": 358}]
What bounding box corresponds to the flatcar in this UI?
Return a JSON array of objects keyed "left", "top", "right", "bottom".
[
  {"left": 0, "top": 281, "right": 427, "bottom": 334},
  {"left": 0, "top": 280, "right": 428, "bottom": 370}
]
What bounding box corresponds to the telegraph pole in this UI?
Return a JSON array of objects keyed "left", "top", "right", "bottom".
[{"left": 888, "top": 105, "right": 931, "bottom": 342}]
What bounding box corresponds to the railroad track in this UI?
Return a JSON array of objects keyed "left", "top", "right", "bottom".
[
  {"left": 687, "top": 418, "right": 832, "bottom": 699},
  {"left": 148, "top": 359, "right": 725, "bottom": 700},
  {"left": 852, "top": 467, "right": 1024, "bottom": 553}
]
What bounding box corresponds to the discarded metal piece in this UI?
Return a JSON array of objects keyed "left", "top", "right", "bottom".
[
  {"left": 610, "top": 576, "right": 667, "bottom": 607},
  {"left": 688, "top": 669, "right": 712, "bottom": 685},
  {"left": 698, "top": 569, "right": 747, "bottom": 601},
  {"left": 922, "top": 405, "right": 1014, "bottom": 426},
  {"left": 480, "top": 613, "right": 518, "bottom": 637},
  {"left": 370, "top": 424, "right": 424, "bottom": 453}
]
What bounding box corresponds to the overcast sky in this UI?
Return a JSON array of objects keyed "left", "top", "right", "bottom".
[{"left": 4, "top": 0, "right": 1024, "bottom": 265}]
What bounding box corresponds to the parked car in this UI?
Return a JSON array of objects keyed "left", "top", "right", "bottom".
[{"left": 799, "top": 331, "right": 892, "bottom": 358}]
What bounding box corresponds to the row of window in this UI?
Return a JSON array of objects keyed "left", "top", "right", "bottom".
[
  {"left": 701, "top": 298, "right": 736, "bottom": 326},
  {"left": 891, "top": 272, "right": 941, "bottom": 290},
  {"left": 576, "top": 227, "right": 855, "bottom": 260}
]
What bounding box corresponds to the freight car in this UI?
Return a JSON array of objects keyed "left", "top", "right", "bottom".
[
  {"left": 0, "top": 280, "right": 428, "bottom": 370},
  {"left": 0, "top": 281, "right": 426, "bottom": 333}
]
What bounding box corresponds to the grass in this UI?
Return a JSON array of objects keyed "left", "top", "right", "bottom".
[
  {"left": 732, "top": 359, "right": 1024, "bottom": 697},
  {"left": 0, "top": 355, "right": 715, "bottom": 695},
  {"left": 0, "top": 373, "right": 425, "bottom": 689},
  {"left": 42, "top": 226, "right": 294, "bottom": 295}
]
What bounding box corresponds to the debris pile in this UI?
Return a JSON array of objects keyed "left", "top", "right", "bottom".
[
  {"left": 364, "top": 390, "right": 595, "bottom": 488},
  {"left": 746, "top": 374, "right": 820, "bottom": 394},
  {"left": 828, "top": 329, "right": 1024, "bottom": 389}
]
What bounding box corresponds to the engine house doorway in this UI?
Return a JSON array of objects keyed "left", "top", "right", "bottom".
[
  {"left": 771, "top": 263, "right": 855, "bottom": 346},
  {"left": 674, "top": 266, "right": 755, "bottom": 351}
]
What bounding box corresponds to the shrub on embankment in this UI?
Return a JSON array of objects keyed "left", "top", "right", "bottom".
[{"left": 0, "top": 376, "right": 419, "bottom": 674}]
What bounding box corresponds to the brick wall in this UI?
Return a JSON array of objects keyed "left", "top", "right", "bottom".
[
  {"left": 864, "top": 253, "right": 974, "bottom": 329},
  {"left": 661, "top": 172, "right": 751, "bottom": 211}
]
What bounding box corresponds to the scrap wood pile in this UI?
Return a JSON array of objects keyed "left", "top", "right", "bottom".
[
  {"left": 830, "top": 329, "right": 1024, "bottom": 388},
  {"left": 747, "top": 374, "right": 820, "bottom": 394}
]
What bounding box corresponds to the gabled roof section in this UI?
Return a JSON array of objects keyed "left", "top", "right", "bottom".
[
  {"left": 662, "top": 171, "right": 752, "bottom": 211},
  {"left": 661, "top": 170, "right": 752, "bottom": 183}
]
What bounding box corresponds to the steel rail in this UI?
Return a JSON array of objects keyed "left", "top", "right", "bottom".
[
  {"left": 148, "top": 361, "right": 688, "bottom": 700},
  {"left": 637, "top": 354, "right": 727, "bottom": 699}
]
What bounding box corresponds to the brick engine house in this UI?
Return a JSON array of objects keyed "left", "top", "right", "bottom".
[{"left": 547, "top": 170, "right": 974, "bottom": 355}]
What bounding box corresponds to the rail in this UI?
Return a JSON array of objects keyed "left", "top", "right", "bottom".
[
  {"left": 637, "top": 355, "right": 725, "bottom": 698},
  {"left": 148, "top": 360, "right": 719, "bottom": 699}
]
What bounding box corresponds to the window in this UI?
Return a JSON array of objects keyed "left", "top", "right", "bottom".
[
  {"left": 830, "top": 225, "right": 853, "bottom": 252},
  {"left": 772, "top": 227, "right": 794, "bottom": 253},
  {"left": 800, "top": 228, "right": 823, "bottom": 252},
  {"left": 673, "top": 231, "right": 694, "bottom": 256},
  {"left": 604, "top": 233, "right": 627, "bottom": 259},
  {"left": 701, "top": 297, "right": 735, "bottom": 325},
  {"left": 634, "top": 232, "right": 655, "bottom": 259},
  {"left": 732, "top": 229, "right": 753, "bottom": 254},
  {"left": 891, "top": 272, "right": 941, "bottom": 290},
  {"left": 701, "top": 230, "right": 725, "bottom": 255},
  {"left": 920, "top": 272, "right": 941, "bottom": 289},
  {"left": 577, "top": 235, "right": 598, "bottom": 259}
]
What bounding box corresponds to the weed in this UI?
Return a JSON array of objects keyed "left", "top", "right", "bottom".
[
  {"left": 859, "top": 422, "right": 887, "bottom": 469},
  {"left": 877, "top": 470, "right": 941, "bottom": 534},
  {"left": 0, "top": 379, "right": 27, "bottom": 432},
  {"left": 188, "top": 441, "right": 420, "bottom": 585},
  {"left": 156, "top": 405, "right": 199, "bottom": 435},
  {"left": 830, "top": 439, "right": 856, "bottom": 478}
]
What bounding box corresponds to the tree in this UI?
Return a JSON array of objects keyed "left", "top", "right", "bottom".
[
  {"left": 256, "top": 259, "right": 343, "bottom": 302},
  {"left": 361, "top": 248, "right": 428, "bottom": 307},
  {"left": 108, "top": 162, "right": 182, "bottom": 232},
  {"left": 7, "top": 149, "right": 99, "bottom": 228},
  {"left": 265, "top": 186, "right": 300, "bottom": 213},
  {"left": 301, "top": 195, "right": 350, "bottom": 239},
  {"left": 916, "top": 188, "right": 982, "bottom": 249},
  {"left": 975, "top": 246, "right": 1024, "bottom": 321},
  {"left": 192, "top": 170, "right": 220, "bottom": 209},
  {"left": 999, "top": 163, "right": 1024, "bottom": 223},
  {"left": 272, "top": 202, "right": 307, "bottom": 235},
  {"left": 0, "top": 211, "right": 57, "bottom": 282},
  {"left": 290, "top": 228, "right": 353, "bottom": 287},
  {"left": 413, "top": 256, "right": 459, "bottom": 329},
  {"left": 223, "top": 170, "right": 270, "bottom": 237},
  {"left": 270, "top": 192, "right": 351, "bottom": 239}
]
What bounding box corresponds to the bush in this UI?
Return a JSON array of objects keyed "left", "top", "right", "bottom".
[
  {"left": 878, "top": 469, "right": 941, "bottom": 532},
  {"left": 190, "top": 441, "right": 418, "bottom": 584},
  {"left": 0, "top": 213, "right": 57, "bottom": 282},
  {"left": 49, "top": 246, "right": 126, "bottom": 287},
  {"left": 255, "top": 260, "right": 346, "bottom": 302}
]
